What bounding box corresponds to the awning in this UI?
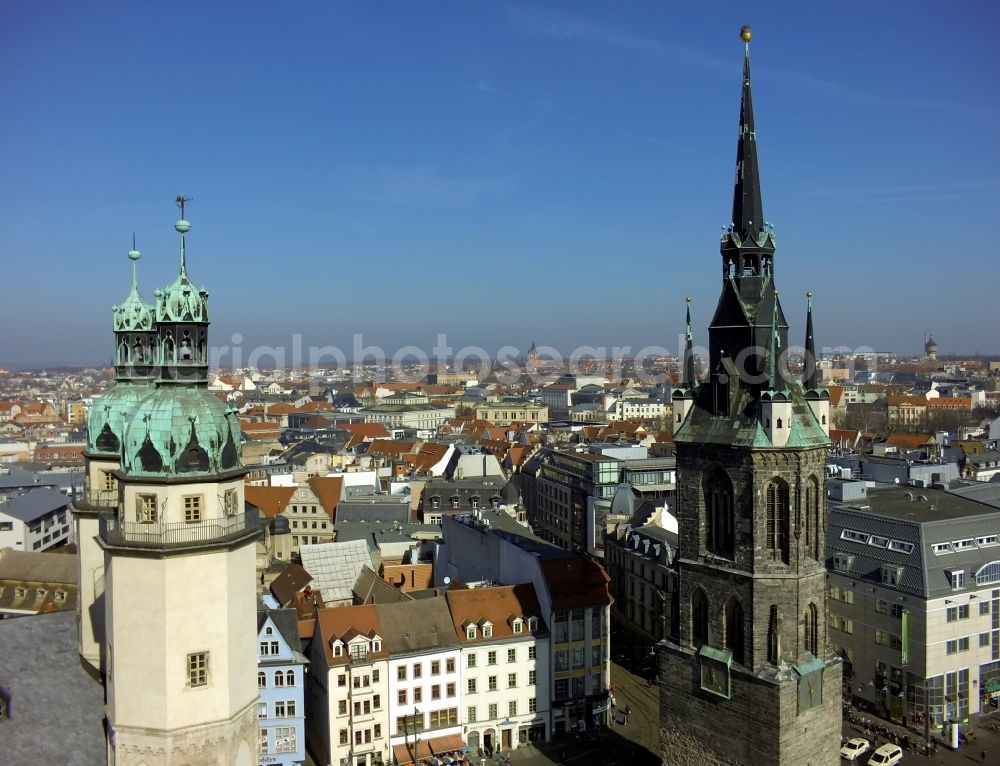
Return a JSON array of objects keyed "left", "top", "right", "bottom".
[
  {"left": 393, "top": 741, "right": 432, "bottom": 766},
  {"left": 429, "top": 733, "right": 467, "bottom": 755},
  {"left": 393, "top": 734, "right": 467, "bottom": 765}
]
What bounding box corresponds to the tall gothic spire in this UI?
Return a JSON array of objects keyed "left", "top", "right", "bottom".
[
  {"left": 683, "top": 297, "right": 695, "bottom": 387},
  {"left": 732, "top": 27, "right": 765, "bottom": 244},
  {"left": 804, "top": 291, "right": 817, "bottom": 389}
]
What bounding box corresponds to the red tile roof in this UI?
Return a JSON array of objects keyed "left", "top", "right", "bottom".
[{"left": 245, "top": 486, "right": 295, "bottom": 519}]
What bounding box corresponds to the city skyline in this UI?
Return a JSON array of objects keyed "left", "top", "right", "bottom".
[{"left": 3, "top": 1, "right": 999, "bottom": 366}]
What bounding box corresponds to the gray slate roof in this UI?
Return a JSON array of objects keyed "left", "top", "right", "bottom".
[
  {"left": 828, "top": 486, "right": 1000, "bottom": 599},
  {"left": 336, "top": 499, "right": 411, "bottom": 524},
  {"left": 374, "top": 597, "right": 460, "bottom": 654},
  {"left": 300, "top": 539, "right": 373, "bottom": 603},
  {"left": 0, "top": 610, "right": 105, "bottom": 764},
  {"left": 0, "top": 488, "right": 70, "bottom": 522},
  {"left": 353, "top": 565, "right": 413, "bottom": 605}
]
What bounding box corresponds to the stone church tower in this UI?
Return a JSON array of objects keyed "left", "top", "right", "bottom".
[
  {"left": 86, "top": 206, "right": 259, "bottom": 765},
  {"left": 660, "top": 28, "right": 841, "bottom": 766}
]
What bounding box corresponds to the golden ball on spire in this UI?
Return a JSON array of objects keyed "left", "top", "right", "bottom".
[
  {"left": 740, "top": 25, "right": 752, "bottom": 43},
  {"left": 806, "top": 291, "right": 813, "bottom": 298},
  {"left": 686, "top": 296, "right": 692, "bottom": 303}
]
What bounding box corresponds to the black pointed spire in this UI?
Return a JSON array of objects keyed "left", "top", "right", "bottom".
[
  {"left": 732, "top": 30, "right": 764, "bottom": 244},
  {"left": 804, "top": 291, "right": 817, "bottom": 389},
  {"left": 683, "top": 297, "right": 695, "bottom": 387}
]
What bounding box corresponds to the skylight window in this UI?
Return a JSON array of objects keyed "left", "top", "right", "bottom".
[
  {"left": 888, "top": 540, "right": 914, "bottom": 554},
  {"left": 841, "top": 530, "right": 869, "bottom": 544}
]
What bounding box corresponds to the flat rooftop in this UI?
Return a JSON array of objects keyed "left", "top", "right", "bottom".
[{"left": 854, "top": 486, "right": 1000, "bottom": 523}]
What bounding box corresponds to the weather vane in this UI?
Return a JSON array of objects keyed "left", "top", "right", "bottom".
[{"left": 175, "top": 194, "right": 193, "bottom": 218}]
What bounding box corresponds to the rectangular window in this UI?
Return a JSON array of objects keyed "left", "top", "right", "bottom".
[
  {"left": 373, "top": 669, "right": 380, "bottom": 683},
  {"left": 947, "top": 607, "right": 958, "bottom": 623},
  {"left": 946, "top": 640, "right": 958, "bottom": 655},
  {"left": 982, "top": 602, "right": 991, "bottom": 616},
  {"left": 339, "top": 700, "right": 347, "bottom": 715},
  {"left": 959, "top": 636, "right": 970, "bottom": 651},
  {"left": 224, "top": 488, "right": 239, "bottom": 516},
  {"left": 446, "top": 682, "right": 455, "bottom": 697},
  {"left": 373, "top": 694, "right": 381, "bottom": 710},
  {"left": 508, "top": 673, "right": 516, "bottom": 688},
  {"left": 136, "top": 493, "right": 157, "bottom": 523},
  {"left": 507, "top": 649, "right": 516, "bottom": 663},
  {"left": 431, "top": 685, "right": 441, "bottom": 700},
  {"left": 528, "top": 670, "right": 536, "bottom": 685},
  {"left": 374, "top": 724, "right": 382, "bottom": 739},
  {"left": 981, "top": 633, "right": 991, "bottom": 647},
  {"left": 275, "top": 726, "right": 295, "bottom": 753},
  {"left": 398, "top": 665, "right": 407, "bottom": 681},
  {"left": 183, "top": 495, "right": 202, "bottom": 523},
  {"left": 413, "top": 663, "right": 422, "bottom": 679},
  {"left": 959, "top": 604, "right": 969, "bottom": 619},
  {"left": 398, "top": 689, "right": 407, "bottom": 705},
  {"left": 446, "top": 658, "right": 455, "bottom": 673},
  {"left": 467, "top": 653, "right": 477, "bottom": 668},
  {"left": 488, "top": 676, "right": 497, "bottom": 691},
  {"left": 508, "top": 700, "right": 517, "bottom": 716},
  {"left": 529, "top": 697, "right": 537, "bottom": 713},
  {"left": 258, "top": 701, "right": 267, "bottom": 718},
  {"left": 488, "top": 703, "right": 498, "bottom": 720},
  {"left": 340, "top": 729, "right": 349, "bottom": 745},
  {"left": 467, "top": 706, "right": 477, "bottom": 723},
  {"left": 260, "top": 729, "right": 269, "bottom": 754},
  {"left": 528, "top": 646, "right": 536, "bottom": 660},
  {"left": 187, "top": 652, "right": 208, "bottom": 687},
  {"left": 488, "top": 650, "right": 497, "bottom": 665},
  {"left": 413, "top": 687, "right": 422, "bottom": 703},
  {"left": 467, "top": 678, "right": 477, "bottom": 694},
  {"left": 431, "top": 660, "right": 440, "bottom": 675}
]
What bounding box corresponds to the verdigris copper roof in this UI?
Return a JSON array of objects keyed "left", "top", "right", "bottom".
[
  {"left": 121, "top": 386, "right": 241, "bottom": 476},
  {"left": 675, "top": 383, "right": 829, "bottom": 449},
  {"left": 112, "top": 246, "right": 155, "bottom": 332},
  {"left": 154, "top": 219, "right": 209, "bottom": 323},
  {"left": 86, "top": 381, "right": 152, "bottom": 456}
]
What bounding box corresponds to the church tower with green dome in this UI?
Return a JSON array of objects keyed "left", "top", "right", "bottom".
[
  {"left": 77, "top": 240, "right": 157, "bottom": 674},
  {"left": 99, "top": 204, "right": 260, "bottom": 766}
]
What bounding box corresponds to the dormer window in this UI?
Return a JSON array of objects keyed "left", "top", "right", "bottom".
[
  {"left": 832, "top": 554, "right": 852, "bottom": 573},
  {"left": 948, "top": 570, "right": 965, "bottom": 590},
  {"left": 431, "top": 496, "right": 440, "bottom": 509},
  {"left": 333, "top": 643, "right": 343, "bottom": 657},
  {"left": 880, "top": 566, "right": 903, "bottom": 587},
  {"left": 467, "top": 626, "right": 477, "bottom": 639},
  {"left": 482, "top": 622, "right": 493, "bottom": 638},
  {"left": 373, "top": 639, "right": 382, "bottom": 653},
  {"left": 512, "top": 619, "right": 523, "bottom": 635},
  {"left": 528, "top": 617, "right": 538, "bottom": 632},
  {"left": 471, "top": 497, "right": 480, "bottom": 510}
]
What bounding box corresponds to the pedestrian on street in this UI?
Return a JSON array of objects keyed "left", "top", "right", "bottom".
[
  {"left": 982, "top": 750, "right": 987, "bottom": 764},
  {"left": 624, "top": 706, "right": 631, "bottom": 725}
]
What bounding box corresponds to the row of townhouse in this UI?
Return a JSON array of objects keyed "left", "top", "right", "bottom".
[{"left": 307, "top": 586, "right": 551, "bottom": 766}]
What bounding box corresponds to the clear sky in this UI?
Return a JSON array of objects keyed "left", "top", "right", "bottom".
[{"left": 2, "top": 1, "right": 998, "bottom": 367}]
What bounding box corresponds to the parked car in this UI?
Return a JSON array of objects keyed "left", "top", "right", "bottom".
[
  {"left": 866, "top": 743, "right": 903, "bottom": 766},
  {"left": 840, "top": 737, "right": 870, "bottom": 761}
]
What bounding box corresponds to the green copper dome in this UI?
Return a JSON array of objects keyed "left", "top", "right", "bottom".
[
  {"left": 155, "top": 219, "right": 209, "bottom": 323},
  {"left": 113, "top": 246, "right": 155, "bottom": 332},
  {"left": 122, "top": 386, "right": 242, "bottom": 477},
  {"left": 86, "top": 382, "right": 153, "bottom": 457}
]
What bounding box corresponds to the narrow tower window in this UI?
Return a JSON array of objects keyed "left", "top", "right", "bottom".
[
  {"left": 805, "top": 603, "right": 818, "bottom": 656},
  {"left": 691, "top": 589, "right": 709, "bottom": 648},
  {"left": 724, "top": 595, "right": 745, "bottom": 665},
  {"left": 767, "top": 605, "right": 780, "bottom": 664},
  {"left": 765, "top": 479, "right": 790, "bottom": 564},
  {"left": 704, "top": 468, "right": 735, "bottom": 557}
]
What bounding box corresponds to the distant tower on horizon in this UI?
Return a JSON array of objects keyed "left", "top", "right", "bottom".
[
  {"left": 925, "top": 334, "right": 938, "bottom": 361},
  {"left": 659, "top": 26, "right": 841, "bottom": 766}
]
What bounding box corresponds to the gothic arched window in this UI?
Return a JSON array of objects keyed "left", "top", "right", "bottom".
[
  {"left": 724, "top": 595, "right": 745, "bottom": 665},
  {"left": 704, "top": 467, "right": 735, "bottom": 557},
  {"left": 765, "top": 479, "right": 790, "bottom": 564},
  {"left": 691, "top": 589, "right": 709, "bottom": 648},
  {"left": 804, "top": 475, "right": 821, "bottom": 560},
  {"left": 805, "top": 602, "right": 818, "bottom": 656},
  {"left": 767, "top": 605, "right": 780, "bottom": 665}
]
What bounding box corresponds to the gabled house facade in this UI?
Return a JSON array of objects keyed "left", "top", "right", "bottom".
[
  {"left": 258, "top": 608, "right": 309, "bottom": 765},
  {"left": 308, "top": 605, "right": 391, "bottom": 766}
]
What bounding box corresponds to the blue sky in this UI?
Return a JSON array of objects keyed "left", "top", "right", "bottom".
[{"left": 2, "top": 1, "right": 999, "bottom": 367}]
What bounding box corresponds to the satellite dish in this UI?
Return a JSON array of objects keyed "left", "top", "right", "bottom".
[{"left": 443, "top": 576, "right": 451, "bottom": 585}]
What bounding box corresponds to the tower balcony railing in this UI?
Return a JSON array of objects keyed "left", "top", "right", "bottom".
[
  {"left": 75, "top": 488, "right": 120, "bottom": 512},
  {"left": 99, "top": 507, "right": 260, "bottom": 550}
]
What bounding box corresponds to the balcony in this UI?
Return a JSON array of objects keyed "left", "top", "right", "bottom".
[
  {"left": 74, "top": 488, "right": 119, "bottom": 512},
  {"left": 99, "top": 507, "right": 260, "bottom": 551}
]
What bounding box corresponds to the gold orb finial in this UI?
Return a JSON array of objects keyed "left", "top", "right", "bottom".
[
  {"left": 686, "top": 296, "right": 692, "bottom": 303},
  {"left": 740, "top": 25, "right": 752, "bottom": 43},
  {"left": 806, "top": 290, "right": 813, "bottom": 299}
]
